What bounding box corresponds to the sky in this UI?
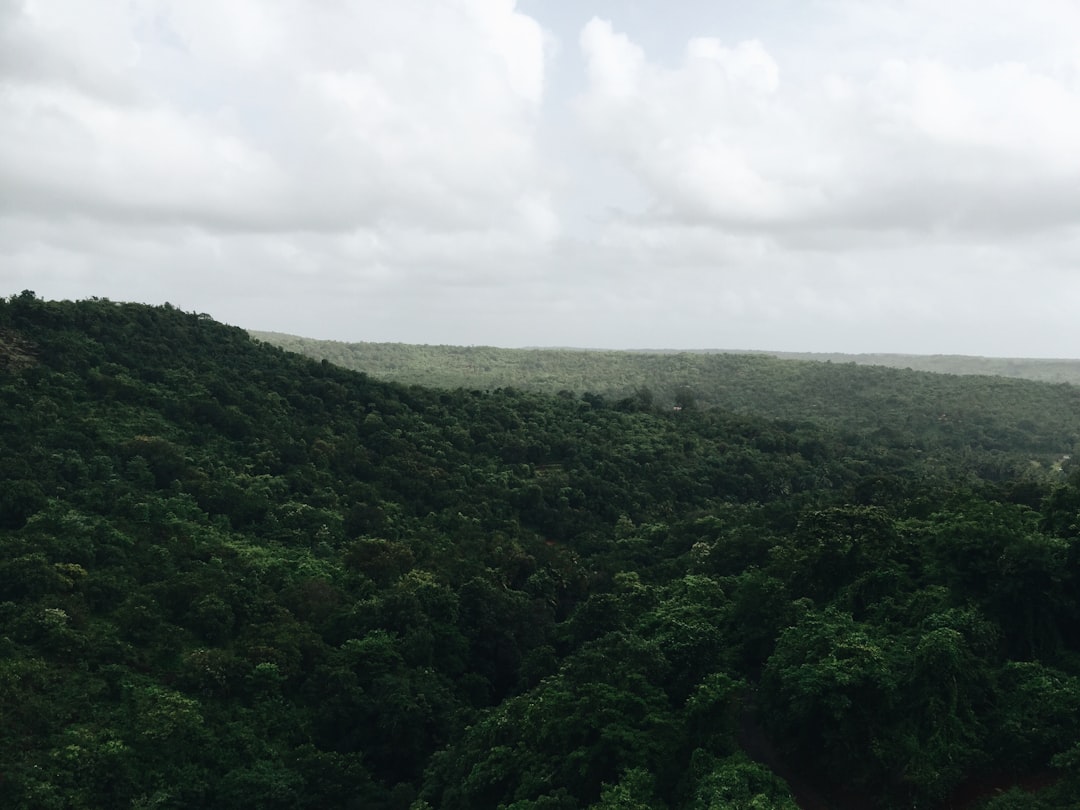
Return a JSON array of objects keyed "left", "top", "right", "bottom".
[{"left": 2, "top": 0, "right": 1080, "bottom": 356}]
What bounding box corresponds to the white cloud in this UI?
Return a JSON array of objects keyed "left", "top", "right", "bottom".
[
  {"left": 576, "top": 13, "right": 1080, "bottom": 236},
  {"left": 576, "top": 18, "right": 821, "bottom": 225},
  {"left": 579, "top": 17, "right": 644, "bottom": 99},
  {"left": 0, "top": 82, "right": 286, "bottom": 226},
  {"left": 3, "top": 0, "right": 1080, "bottom": 356},
  {"left": 870, "top": 59, "right": 1080, "bottom": 169},
  {"left": 0, "top": 0, "right": 554, "bottom": 236}
]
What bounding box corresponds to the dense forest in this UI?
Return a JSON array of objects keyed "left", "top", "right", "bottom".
[
  {"left": 768, "top": 352, "right": 1080, "bottom": 386},
  {"left": 250, "top": 332, "right": 1080, "bottom": 431},
  {"left": 4, "top": 292, "right": 1080, "bottom": 809}
]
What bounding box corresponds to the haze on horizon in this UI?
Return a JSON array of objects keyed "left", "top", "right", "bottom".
[{"left": 2, "top": 1, "right": 1079, "bottom": 358}]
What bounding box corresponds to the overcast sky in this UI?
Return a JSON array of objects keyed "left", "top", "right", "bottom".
[{"left": 3, "top": 1, "right": 1080, "bottom": 355}]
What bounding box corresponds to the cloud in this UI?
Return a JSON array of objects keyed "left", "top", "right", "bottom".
[
  {"left": 3, "top": 0, "right": 1080, "bottom": 356},
  {"left": 576, "top": 18, "right": 798, "bottom": 225},
  {"left": 575, "top": 12, "right": 1080, "bottom": 237},
  {"left": 0, "top": 0, "right": 554, "bottom": 236}
]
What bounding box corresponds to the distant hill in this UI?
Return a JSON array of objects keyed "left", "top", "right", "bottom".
[
  {"left": 250, "top": 331, "right": 1080, "bottom": 458},
  {"left": 766, "top": 351, "right": 1080, "bottom": 385},
  {"left": 251, "top": 331, "right": 1080, "bottom": 387}
]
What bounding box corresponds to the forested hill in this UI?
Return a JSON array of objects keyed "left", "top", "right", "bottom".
[
  {"left": 767, "top": 351, "right": 1080, "bottom": 385},
  {"left": 5, "top": 293, "right": 1080, "bottom": 809},
  {"left": 249, "top": 332, "right": 1080, "bottom": 452},
  {"left": 253, "top": 332, "right": 1080, "bottom": 388}
]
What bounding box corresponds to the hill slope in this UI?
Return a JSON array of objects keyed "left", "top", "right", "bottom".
[
  {"left": 250, "top": 331, "right": 1080, "bottom": 386},
  {"left": 251, "top": 331, "right": 1080, "bottom": 462},
  {"left": 3, "top": 293, "right": 1080, "bottom": 809},
  {"left": 769, "top": 350, "right": 1080, "bottom": 384}
]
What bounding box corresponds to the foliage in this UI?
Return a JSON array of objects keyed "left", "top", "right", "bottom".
[{"left": 1, "top": 293, "right": 1079, "bottom": 808}]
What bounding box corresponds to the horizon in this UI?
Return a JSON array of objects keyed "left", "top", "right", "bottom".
[
  {"left": 250, "top": 324, "right": 1080, "bottom": 364},
  {"left": 9, "top": 288, "right": 1080, "bottom": 363}
]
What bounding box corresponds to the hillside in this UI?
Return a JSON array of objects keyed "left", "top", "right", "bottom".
[
  {"left": 3, "top": 293, "right": 1080, "bottom": 809},
  {"left": 769, "top": 351, "right": 1080, "bottom": 385},
  {"left": 250, "top": 332, "right": 1080, "bottom": 388},
  {"left": 253, "top": 335, "right": 1080, "bottom": 386},
  {"left": 251, "top": 332, "right": 1080, "bottom": 463}
]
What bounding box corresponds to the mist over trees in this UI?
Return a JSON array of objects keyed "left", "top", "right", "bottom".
[{"left": 3, "top": 293, "right": 1080, "bottom": 809}]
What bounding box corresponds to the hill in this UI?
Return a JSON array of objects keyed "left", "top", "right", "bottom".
[
  {"left": 768, "top": 350, "right": 1080, "bottom": 385},
  {"left": 3, "top": 293, "right": 1080, "bottom": 809},
  {"left": 249, "top": 332, "right": 1080, "bottom": 388},
  {"left": 251, "top": 332, "right": 1080, "bottom": 464}
]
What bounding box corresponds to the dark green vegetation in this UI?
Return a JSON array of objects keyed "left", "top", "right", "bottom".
[{"left": 3, "top": 292, "right": 1080, "bottom": 809}]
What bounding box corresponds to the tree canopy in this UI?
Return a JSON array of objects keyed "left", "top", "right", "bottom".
[{"left": 2, "top": 293, "right": 1079, "bottom": 808}]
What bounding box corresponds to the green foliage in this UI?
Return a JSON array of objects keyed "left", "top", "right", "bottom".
[
  {"left": 682, "top": 751, "right": 799, "bottom": 810},
  {"left": 1, "top": 295, "right": 1079, "bottom": 808},
  {"left": 252, "top": 331, "right": 1080, "bottom": 461}
]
